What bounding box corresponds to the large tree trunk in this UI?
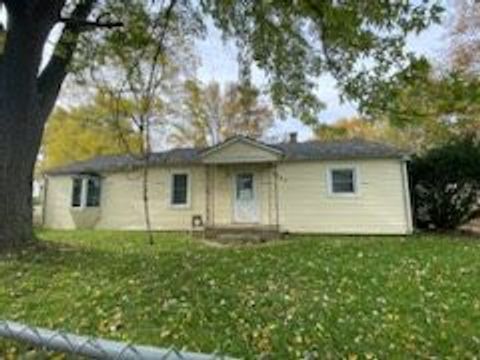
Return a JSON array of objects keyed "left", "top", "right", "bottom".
[
  {"left": 0, "top": 134, "right": 39, "bottom": 248},
  {"left": 0, "top": 1, "right": 101, "bottom": 250},
  {"left": 0, "top": 2, "right": 63, "bottom": 250}
]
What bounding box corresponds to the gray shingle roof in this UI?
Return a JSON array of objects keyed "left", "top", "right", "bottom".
[
  {"left": 46, "top": 148, "right": 200, "bottom": 175},
  {"left": 46, "top": 138, "right": 406, "bottom": 175},
  {"left": 273, "top": 138, "right": 406, "bottom": 161}
]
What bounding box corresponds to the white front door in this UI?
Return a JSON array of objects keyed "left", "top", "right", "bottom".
[{"left": 234, "top": 173, "right": 258, "bottom": 223}]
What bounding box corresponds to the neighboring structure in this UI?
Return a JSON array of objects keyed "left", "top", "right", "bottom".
[{"left": 42, "top": 135, "right": 413, "bottom": 235}]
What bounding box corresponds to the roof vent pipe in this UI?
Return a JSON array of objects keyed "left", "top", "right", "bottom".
[{"left": 289, "top": 132, "right": 298, "bottom": 143}]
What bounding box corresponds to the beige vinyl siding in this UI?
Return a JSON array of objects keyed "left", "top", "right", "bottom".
[
  {"left": 44, "top": 176, "right": 77, "bottom": 229},
  {"left": 44, "top": 158, "right": 411, "bottom": 234},
  {"left": 277, "top": 159, "right": 411, "bottom": 234},
  {"left": 44, "top": 166, "right": 207, "bottom": 230},
  {"left": 202, "top": 141, "right": 280, "bottom": 163}
]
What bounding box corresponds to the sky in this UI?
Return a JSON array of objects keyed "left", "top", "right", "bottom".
[{"left": 194, "top": 10, "right": 449, "bottom": 141}]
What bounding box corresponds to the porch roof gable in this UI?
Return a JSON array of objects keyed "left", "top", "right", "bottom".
[{"left": 200, "top": 136, "right": 284, "bottom": 164}]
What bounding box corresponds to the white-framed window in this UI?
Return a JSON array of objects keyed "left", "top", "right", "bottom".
[
  {"left": 71, "top": 175, "right": 102, "bottom": 208},
  {"left": 170, "top": 172, "right": 190, "bottom": 207},
  {"left": 327, "top": 167, "right": 358, "bottom": 195}
]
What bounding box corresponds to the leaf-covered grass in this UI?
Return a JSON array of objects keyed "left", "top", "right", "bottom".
[{"left": 1, "top": 231, "right": 480, "bottom": 358}]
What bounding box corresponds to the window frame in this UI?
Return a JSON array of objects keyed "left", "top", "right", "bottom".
[
  {"left": 327, "top": 166, "right": 359, "bottom": 197},
  {"left": 71, "top": 177, "right": 84, "bottom": 208},
  {"left": 169, "top": 171, "right": 191, "bottom": 209},
  {"left": 86, "top": 176, "right": 102, "bottom": 207},
  {"left": 70, "top": 175, "right": 102, "bottom": 209},
  {"left": 235, "top": 173, "right": 255, "bottom": 201}
]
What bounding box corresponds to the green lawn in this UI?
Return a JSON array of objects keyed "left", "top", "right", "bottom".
[{"left": 1, "top": 231, "right": 480, "bottom": 358}]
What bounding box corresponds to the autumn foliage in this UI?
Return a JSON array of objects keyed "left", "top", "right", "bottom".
[{"left": 42, "top": 93, "right": 142, "bottom": 170}]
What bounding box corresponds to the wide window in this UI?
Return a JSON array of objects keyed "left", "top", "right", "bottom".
[
  {"left": 71, "top": 176, "right": 102, "bottom": 208},
  {"left": 329, "top": 168, "right": 357, "bottom": 194},
  {"left": 171, "top": 173, "right": 189, "bottom": 206}
]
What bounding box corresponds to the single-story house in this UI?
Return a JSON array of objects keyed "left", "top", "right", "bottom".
[{"left": 42, "top": 135, "right": 413, "bottom": 235}]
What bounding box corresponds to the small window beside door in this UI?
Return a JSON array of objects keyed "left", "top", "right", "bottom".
[
  {"left": 171, "top": 173, "right": 189, "bottom": 207},
  {"left": 328, "top": 167, "right": 358, "bottom": 195},
  {"left": 71, "top": 175, "right": 102, "bottom": 208}
]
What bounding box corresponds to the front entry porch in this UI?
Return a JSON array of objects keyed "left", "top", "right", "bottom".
[
  {"left": 203, "top": 163, "right": 281, "bottom": 241},
  {"left": 198, "top": 136, "right": 284, "bottom": 242}
]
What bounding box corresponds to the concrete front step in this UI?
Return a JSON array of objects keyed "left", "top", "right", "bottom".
[{"left": 203, "top": 225, "right": 280, "bottom": 243}]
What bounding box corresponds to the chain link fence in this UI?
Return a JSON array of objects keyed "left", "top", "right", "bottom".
[{"left": 0, "top": 321, "right": 235, "bottom": 359}]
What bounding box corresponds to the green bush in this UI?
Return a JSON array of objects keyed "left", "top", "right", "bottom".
[{"left": 410, "top": 136, "right": 480, "bottom": 230}]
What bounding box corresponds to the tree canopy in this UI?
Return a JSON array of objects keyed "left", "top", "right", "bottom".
[
  {"left": 449, "top": 0, "right": 480, "bottom": 75},
  {"left": 169, "top": 80, "right": 273, "bottom": 147},
  {"left": 41, "top": 92, "right": 142, "bottom": 170},
  {"left": 349, "top": 2, "right": 480, "bottom": 143},
  {"left": 318, "top": 66, "right": 480, "bottom": 146},
  {"left": 317, "top": 117, "right": 422, "bottom": 152},
  {"left": 203, "top": 1, "right": 443, "bottom": 123},
  {"left": 56, "top": 0, "right": 445, "bottom": 123}
]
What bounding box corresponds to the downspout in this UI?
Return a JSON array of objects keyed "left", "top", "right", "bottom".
[{"left": 400, "top": 156, "right": 413, "bottom": 234}]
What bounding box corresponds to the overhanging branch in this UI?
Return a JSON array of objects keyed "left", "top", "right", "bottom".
[{"left": 59, "top": 15, "right": 123, "bottom": 29}]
